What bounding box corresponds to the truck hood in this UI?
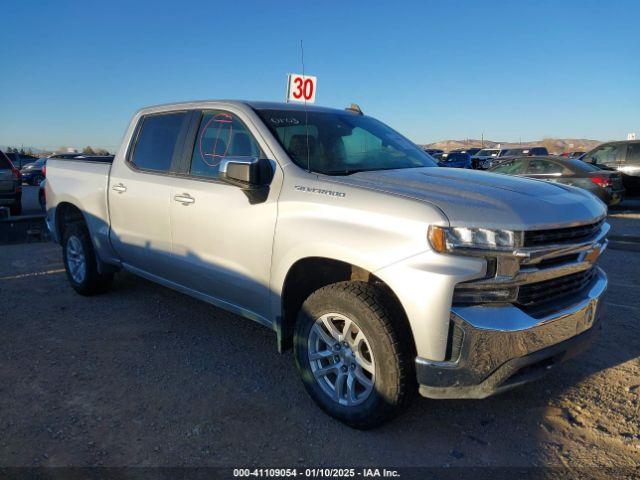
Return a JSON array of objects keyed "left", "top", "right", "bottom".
[{"left": 332, "top": 167, "right": 606, "bottom": 230}]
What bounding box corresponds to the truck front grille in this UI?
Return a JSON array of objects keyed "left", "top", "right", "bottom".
[
  {"left": 517, "top": 268, "right": 597, "bottom": 307},
  {"left": 524, "top": 219, "right": 604, "bottom": 247}
]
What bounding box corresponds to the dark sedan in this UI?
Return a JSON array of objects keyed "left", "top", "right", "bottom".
[
  {"left": 20, "top": 157, "right": 47, "bottom": 185},
  {"left": 488, "top": 156, "right": 625, "bottom": 206}
]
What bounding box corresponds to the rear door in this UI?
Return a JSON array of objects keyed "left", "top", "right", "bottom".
[
  {"left": 108, "top": 111, "right": 190, "bottom": 278},
  {"left": 167, "top": 108, "right": 279, "bottom": 323}
]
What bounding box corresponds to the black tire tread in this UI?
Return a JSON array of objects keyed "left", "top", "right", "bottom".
[
  {"left": 62, "top": 222, "right": 113, "bottom": 296},
  {"left": 295, "top": 280, "right": 416, "bottom": 429}
]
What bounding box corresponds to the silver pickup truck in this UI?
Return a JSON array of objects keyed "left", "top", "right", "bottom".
[{"left": 46, "top": 101, "right": 608, "bottom": 428}]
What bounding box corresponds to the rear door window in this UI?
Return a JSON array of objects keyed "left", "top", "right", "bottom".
[
  {"left": 491, "top": 158, "right": 526, "bottom": 174},
  {"left": 189, "top": 111, "right": 262, "bottom": 179},
  {"left": 130, "top": 112, "right": 187, "bottom": 172},
  {"left": 526, "top": 159, "right": 564, "bottom": 174}
]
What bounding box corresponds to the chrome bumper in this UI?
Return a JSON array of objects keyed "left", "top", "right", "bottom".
[{"left": 417, "top": 267, "right": 607, "bottom": 399}]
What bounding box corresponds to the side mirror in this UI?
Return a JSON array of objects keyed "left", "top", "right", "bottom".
[{"left": 219, "top": 157, "right": 273, "bottom": 190}]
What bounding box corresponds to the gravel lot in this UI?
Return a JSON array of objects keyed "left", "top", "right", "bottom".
[{"left": 0, "top": 215, "right": 639, "bottom": 471}]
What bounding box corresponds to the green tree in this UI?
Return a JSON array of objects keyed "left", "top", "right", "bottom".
[{"left": 82, "top": 146, "right": 96, "bottom": 155}]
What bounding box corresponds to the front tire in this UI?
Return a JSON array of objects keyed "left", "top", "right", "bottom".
[
  {"left": 62, "top": 223, "right": 113, "bottom": 295},
  {"left": 294, "top": 281, "right": 415, "bottom": 429}
]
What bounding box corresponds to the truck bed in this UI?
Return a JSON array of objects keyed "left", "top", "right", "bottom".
[{"left": 45, "top": 158, "right": 114, "bottom": 260}]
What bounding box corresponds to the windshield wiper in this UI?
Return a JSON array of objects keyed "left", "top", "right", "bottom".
[{"left": 318, "top": 168, "right": 370, "bottom": 176}]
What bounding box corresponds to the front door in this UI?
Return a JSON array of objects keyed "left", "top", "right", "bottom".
[{"left": 168, "top": 109, "right": 279, "bottom": 323}]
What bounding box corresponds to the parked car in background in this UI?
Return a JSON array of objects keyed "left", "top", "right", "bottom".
[
  {"left": 561, "top": 151, "right": 585, "bottom": 158},
  {"left": 20, "top": 157, "right": 47, "bottom": 185},
  {"left": 488, "top": 156, "right": 624, "bottom": 206},
  {"left": 475, "top": 147, "right": 549, "bottom": 170},
  {"left": 449, "top": 148, "right": 481, "bottom": 157},
  {"left": 499, "top": 147, "right": 549, "bottom": 157},
  {"left": 582, "top": 141, "right": 640, "bottom": 195},
  {"left": 5, "top": 152, "right": 38, "bottom": 169},
  {"left": 423, "top": 148, "right": 444, "bottom": 156},
  {"left": 438, "top": 152, "right": 472, "bottom": 169},
  {"left": 472, "top": 148, "right": 503, "bottom": 169},
  {"left": 0, "top": 151, "right": 22, "bottom": 215}
]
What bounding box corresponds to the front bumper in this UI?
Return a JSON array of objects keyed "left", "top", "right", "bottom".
[{"left": 417, "top": 267, "right": 607, "bottom": 399}]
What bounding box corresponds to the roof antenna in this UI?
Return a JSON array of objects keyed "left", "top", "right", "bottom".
[{"left": 300, "top": 40, "right": 311, "bottom": 173}]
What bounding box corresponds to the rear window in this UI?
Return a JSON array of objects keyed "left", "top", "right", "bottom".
[
  {"left": 565, "top": 159, "right": 600, "bottom": 172},
  {"left": 130, "top": 112, "right": 187, "bottom": 172}
]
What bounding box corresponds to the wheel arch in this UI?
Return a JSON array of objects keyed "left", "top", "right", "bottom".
[
  {"left": 276, "top": 256, "right": 416, "bottom": 356},
  {"left": 55, "top": 201, "right": 119, "bottom": 275}
]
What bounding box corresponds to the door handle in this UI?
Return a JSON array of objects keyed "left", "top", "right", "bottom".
[
  {"left": 174, "top": 193, "right": 195, "bottom": 205},
  {"left": 112, "top": 183, "right": 127, "bottom": 193}
]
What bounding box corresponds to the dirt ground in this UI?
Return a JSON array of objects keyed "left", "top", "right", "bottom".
[{"left": 0, "top": 216, "right": 639, "bottom": 473}]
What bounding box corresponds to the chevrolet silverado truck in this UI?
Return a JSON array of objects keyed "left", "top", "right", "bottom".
[{"left": 46, "top": 101, "right": 609, "bottom": 428}]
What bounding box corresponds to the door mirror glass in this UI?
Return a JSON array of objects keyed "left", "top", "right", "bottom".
[{"left": 219, "top": 157, "right": 272, "bottom": 189}]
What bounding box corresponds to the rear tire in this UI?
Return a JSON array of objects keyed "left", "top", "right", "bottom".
[
  {"left": 294, "top": 281, "right": 415, "bottom": 429},
  {"left": 62, "top": 222, "right": 113, "bottom": 296}
]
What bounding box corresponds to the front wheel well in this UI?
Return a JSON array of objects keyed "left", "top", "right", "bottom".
[{"left": 278, "top": 257, "right": 415, "bottom": 356}]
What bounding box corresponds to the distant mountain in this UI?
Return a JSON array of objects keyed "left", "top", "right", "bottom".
[{"left": 422, "top": 138, "right": 602, "bottom": 154}]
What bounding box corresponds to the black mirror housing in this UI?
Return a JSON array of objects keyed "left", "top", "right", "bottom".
[{"left": 219, "top": 157, "right": 273, "bottom": 190}]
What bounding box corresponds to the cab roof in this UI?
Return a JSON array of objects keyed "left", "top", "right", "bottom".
[{"left": 139, "top": 100, "right": 352, "bottom": 115}]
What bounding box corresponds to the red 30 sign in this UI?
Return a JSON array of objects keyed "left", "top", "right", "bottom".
[{"left": 286, "top": 73, "right": 317, "bottom": 104}]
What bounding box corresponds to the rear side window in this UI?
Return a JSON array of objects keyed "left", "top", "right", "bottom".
[
  {"left": 189, "top": 111, "right": 262, "bottom": 179},
  {"left": 526, "top": 159, "right": 563, "bottom": 174},
  {"left": 491, "top": 158, "right": 526, "bottom": 174},
  {"left": 626, "top": 143, "right": 640, "bottom": 165},
  {"left": 130, "top": 112, "right": 187, "bottom": 172}
]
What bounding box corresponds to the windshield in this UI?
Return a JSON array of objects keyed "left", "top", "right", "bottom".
[
  {"left": 255, "top": 109, "right": 437, "bottom": 175},
  {"left": 476, "top": 149, "right": 499, "bottom": 157}
]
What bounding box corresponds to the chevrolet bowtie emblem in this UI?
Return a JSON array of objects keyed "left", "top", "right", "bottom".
[{"left": 585, "top": 245, "right": 602, "bottom": 264}]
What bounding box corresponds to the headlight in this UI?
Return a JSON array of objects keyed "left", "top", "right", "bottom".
[{"left": 428, "top": 226, "right": 516, "bottom": 253}]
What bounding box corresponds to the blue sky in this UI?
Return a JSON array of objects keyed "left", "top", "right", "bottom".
[{"left": 1, "top": 0, "right": 639, "bottom": 151}]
